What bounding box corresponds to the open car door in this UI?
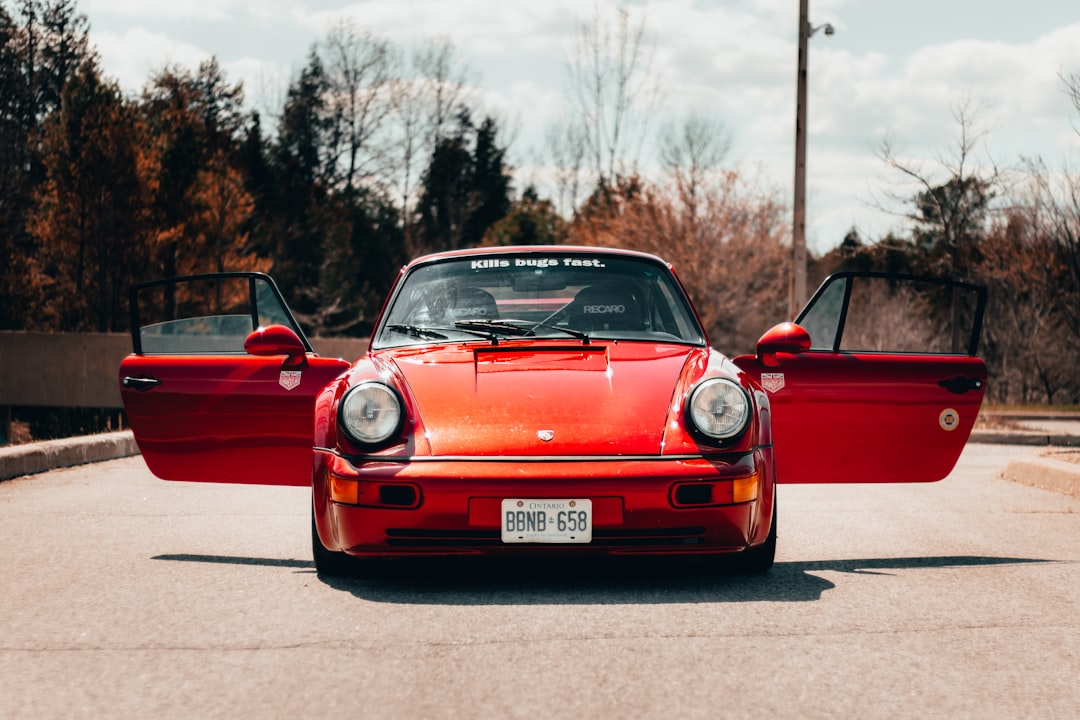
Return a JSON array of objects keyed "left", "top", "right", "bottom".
[
  {"left": 733, "top": 272, "right": 987, "bottom": 484},
  {"left": 119, "top": 273, "right": 351, "bottom": 486}
]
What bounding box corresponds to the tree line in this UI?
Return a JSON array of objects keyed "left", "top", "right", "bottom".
[
  {"left": 1, "top": 1, "right": 518, "bottom": 339},
  {"left": 2, "top": 0, "right": 1079, "bottom": 428}
]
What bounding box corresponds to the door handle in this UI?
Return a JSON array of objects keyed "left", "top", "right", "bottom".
[
  {"left": 938, "top": 377, "right": 983, "bottom": 394},
  {"left": 122, "top": 376, "right": 162, "bottom": 391}
]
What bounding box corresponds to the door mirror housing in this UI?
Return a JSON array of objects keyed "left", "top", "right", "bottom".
[
  {"left": 756, "top": 322, "right": 811, "bottom": 367},
  {"left": 244, "top": 324, "right": 306, "bottom": 360}
]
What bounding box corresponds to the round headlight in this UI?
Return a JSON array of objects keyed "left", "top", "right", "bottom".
[
  {"left": 339, "top": 382, "right": 403, "bottom": 447},
  {"left": 688, "top": 378, "right": 750, "bottom": 440}
]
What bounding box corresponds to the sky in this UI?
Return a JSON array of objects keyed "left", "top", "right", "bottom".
[{"left": 83, "top": 0, "right": 1080, "bottom": 254}]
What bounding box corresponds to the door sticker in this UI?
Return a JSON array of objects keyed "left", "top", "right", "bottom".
[
  {"left": 761, "top": 373, "right": 785, "bottom": 394},
  {"left": 939, "top": 408, "right": 959, "bottom": 431},
  {"left": 279, "top": 370, "right": 302, "bottom": 391}
]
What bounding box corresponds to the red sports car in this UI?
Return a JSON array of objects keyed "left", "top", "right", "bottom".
[{"left": 119, "top": 246, "right": 987, "bottom": 575}]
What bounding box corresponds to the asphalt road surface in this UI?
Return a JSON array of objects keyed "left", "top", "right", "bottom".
[{"left": 2, "top": 444, "right": 1077, "bottom": 719}]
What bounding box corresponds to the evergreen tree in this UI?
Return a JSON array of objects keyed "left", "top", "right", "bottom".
[
  {"left": 141, "top": 65, "right": 203, "bottom": 287},
  {"left": 463, "top": 117, "right": 511, "bottom": 246},
  {"left": 31, "top": 58, "right": 143, "bottom": 331},
  {"left": 915, "top": 176, "right": 992, "bottom": 245},
  {"left": 417, "top": 113, "right": 473, "bottom": 251},
  {"left": 192, "top": 57, "right": 245, "bottom": 156},
  {"left": 481, "top": 189, "right": 567, "bottom": 247},
  {"left": 416, "top": 112, "right": 512, "bottom": 252},
  {"left": 237, "top": 110, "right": 272, "bottom": 256},
  {"left": 0, "top": 5, "right": 35, "bottom": 328},
  {"left": 0, "top": 0, "right": 90, "bottom": 330},
  {"left": 36, "top": 0, "right": 89, "bottom": 121},
  {"left": 266, "top": 50, "right": 334, "bottom": 327}
]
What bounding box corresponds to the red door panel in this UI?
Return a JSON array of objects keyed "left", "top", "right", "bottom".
[
  {"left": 118, "top": 272, "right": 351, "bottom": 486},
  {"left": 733, "top": 352, "right": 985, "bottom": 483},
  {"left": 733, "top": 271, "right": 987, "bottom": 484},
  {"left": 121, "top": 354, "right": 349, "bottom": 485}
]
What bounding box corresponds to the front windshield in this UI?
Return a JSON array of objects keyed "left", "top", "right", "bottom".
[{"left": 373, "top": 253, "right": 706, "bottom": 348}]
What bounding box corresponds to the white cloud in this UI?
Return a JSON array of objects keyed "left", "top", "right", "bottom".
[
  {"left": 86, "top": 0, "right": 229, "bottom": 21},
  {"left": 86, "top": 0, "right": 301, "bottom": 23},
  {"left": 302, "top": 0, "right": 580, "bottom": 54},
  {"left": 92, "top": 28, "right": 209, "bottom": 93},
  {"left": 84, "top": 1, "right": 1080, "bottom": 251}
]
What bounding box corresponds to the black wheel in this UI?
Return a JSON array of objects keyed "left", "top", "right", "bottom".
[
  {"left": 737, "top": 497, "right": 777, "bottom": 574},
  {"left": 311, "top": 509, "right": 356, "bottom": 577}
]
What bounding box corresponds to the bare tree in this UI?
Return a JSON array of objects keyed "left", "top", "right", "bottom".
[
  {"left": 563, "top": 2, "right": 660, "bottom": 187},
  {"left": 388, "top": 64, "right": 424, "bottom": 226},
  {"left": 568, "top": 170, "right": 788, "bottom": 353},
  {"left": 417, "top": 38, "right": 470, "bottom": 146},
  {"left": 659, "top": 113, "right": 732, "bottom": 223},
  {"left": 980, "top": 199, "right": 1078, "bottom": 404},
  {"left": 873, "top": 96, "right": 1002, "bottom": 274},
  {"left": 320, "top": 18, "right": 393, "bottom": 193},
  {"left": 545, "top": 119, "right": 588, "bottom": 216},
  {"left": 386, "top": 38, "right": 472, "bottom": 250},
  {"left": 1021, "top": 158, "right": 1080, "bottom": 345},
  {"left": 1058, "top": 71, "right": 1080, "bottom": 341},
  {"left": 1063, "top": 70, "right": 1080, "bottom": 122}
]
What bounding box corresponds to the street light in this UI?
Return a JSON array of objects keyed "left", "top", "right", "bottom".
[{"left": 790, "top": 0, "right": 833, "bottom": 319}]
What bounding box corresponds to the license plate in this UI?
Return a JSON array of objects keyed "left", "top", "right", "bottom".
[{"left": 500, "top": 499, "right": 592, "bottom": 543}]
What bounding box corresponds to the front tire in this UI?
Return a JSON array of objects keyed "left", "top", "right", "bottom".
[
  {"left": 737, "top": 497, "right": 777, "bottom": 574},
  {"left": 311, "top": 509, "right": 355, "bottom": 577}
]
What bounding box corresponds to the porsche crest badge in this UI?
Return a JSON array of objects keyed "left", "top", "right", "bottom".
[
  {"left": 279, "top": 370, "right": 302, "bottom": 391},
  {"left": 761, "top": 373, "right": 785, "bottom": 394}
]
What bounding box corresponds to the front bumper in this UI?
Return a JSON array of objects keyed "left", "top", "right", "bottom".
[{"left": 313, "top": 448, "right": 774, "bottom": 557}]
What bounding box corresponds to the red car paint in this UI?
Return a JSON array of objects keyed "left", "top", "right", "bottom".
[{"left": 119, "top": 247, "right": 987, "bottom": 574}]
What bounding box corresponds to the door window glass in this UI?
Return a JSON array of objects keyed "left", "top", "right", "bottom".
[
  {"left": 797, "top": 274, "right": 984, "bottom": 355},
  {"left": 134, "top": 275, "right": 298, "bottom": 354}
]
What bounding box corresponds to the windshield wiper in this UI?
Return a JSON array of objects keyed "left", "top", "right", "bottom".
[
  {"left": 452, "top": 320, "right": 535, "bottom": 345},
  {"left": 388, "top": 322, "right": 502, "bottom": 344},
  {"left": 390, "top": 319, "right": 588, "bottom": 346},
  {"left": 386, "top": 324, "right": 448, "bottom": 340},
  {"left": 454, "top": 319, "right": 533, "bottom": 337},
  {"left": 487, "top": 318, "right": 591, "bottom": 344},
  {"left": 388, "top": 321, "right": 509, "bottom": 345}
]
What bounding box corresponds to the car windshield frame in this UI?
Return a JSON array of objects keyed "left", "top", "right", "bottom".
[{"left": 372, "top": 252, "right": 707, "bottom": 349}]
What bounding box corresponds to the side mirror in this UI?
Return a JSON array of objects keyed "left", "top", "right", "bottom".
[
  {"left": 244, "top": 324, "right": 306, "bottom": 362},
  {"left": 755, "top": 322, "right": 811, "bottom": 367}
]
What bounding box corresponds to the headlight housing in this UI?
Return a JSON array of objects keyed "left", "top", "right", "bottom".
[
  {"left": 339, "top": 382, "right": 403, "bottom": 448},
  {"left": 687, "top": 378, "right": 750, "bottom": 441}
]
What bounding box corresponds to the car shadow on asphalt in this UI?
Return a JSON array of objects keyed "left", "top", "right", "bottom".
[{"left": 154, "top": 553, "right": 1054, "bottom": 604}]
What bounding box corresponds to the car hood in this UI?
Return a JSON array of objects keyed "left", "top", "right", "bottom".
[{"left": 381, "top": 342, "right": 700, "bottom": 456}]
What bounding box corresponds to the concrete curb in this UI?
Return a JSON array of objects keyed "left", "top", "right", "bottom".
[
  {"left": 0, "top": 430, "right": 139, "bottom": 481},
  {"left": 1001, "top": 455, "right": 1080, "bottom": 499},
  {"left": 969, "top": 431, "right": 1079, "bottom": 447}
]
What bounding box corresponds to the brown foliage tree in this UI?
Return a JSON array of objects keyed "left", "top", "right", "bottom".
[
  {"left": 29, "top": 58, "right": 146, "bottom": 332},
  {"left": 567, "top": 171, "right": 789, "bottom": 354},
  {"left": 186, "top": 150, "right": 267, "bottom": 276},
  {"left": 978, "top": 173, "right": 1080, "bottom": 404}
]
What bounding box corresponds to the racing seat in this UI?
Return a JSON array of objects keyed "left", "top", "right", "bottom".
[
  {"left": 448, "top": 287, "right": 499, "bottom": 322},
  {"left": 568, "top": 284, "right": 643, "bottom": 331}
]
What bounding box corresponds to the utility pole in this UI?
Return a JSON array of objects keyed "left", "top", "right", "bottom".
[
  {"left": 790, "top": 1, "right": 832, "bottom": 319},
  {"left": 790, "top": 0, "right": 809, "bottom": 319}
]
